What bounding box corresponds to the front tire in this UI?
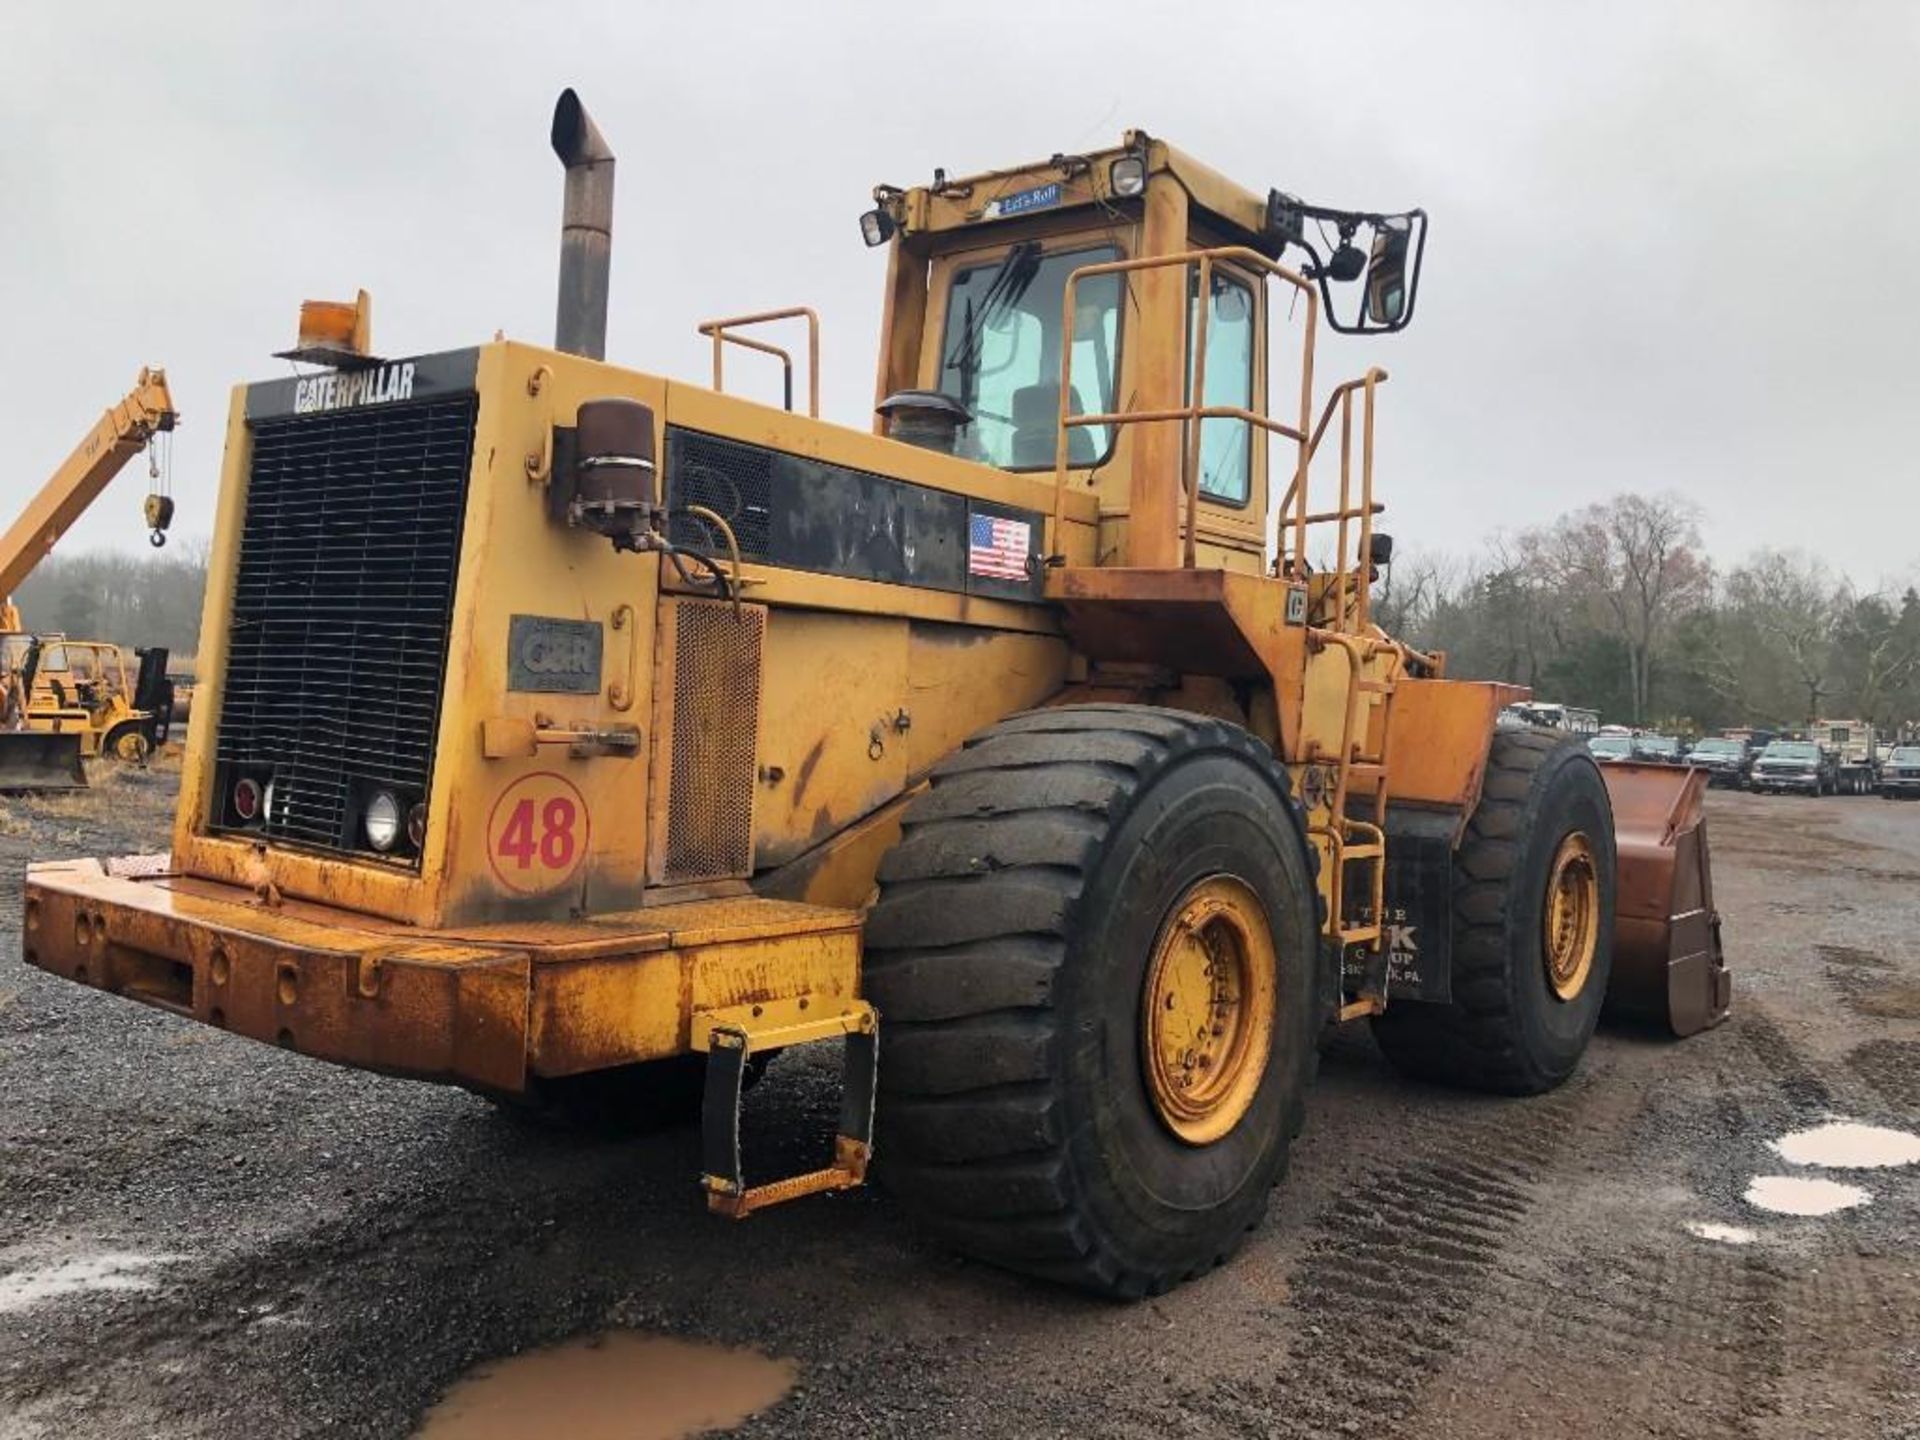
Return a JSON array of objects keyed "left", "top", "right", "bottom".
[
  {"left": 864, "top": 706, "right": 1319, "bottom": 1298},
  {"left": 1371, "top": 730, "right": 1616, "bottom": 1095},
  {"left": 101, "top": 722, "right": 151, "bottom": 764}
]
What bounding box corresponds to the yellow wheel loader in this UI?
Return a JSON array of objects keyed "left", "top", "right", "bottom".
[
  {"left": 21, "top": 93, "right": 1727, "bottom": 1297},
  {"left": 1, "top": 636, "right": 86, "bottom": 793},
  {"left": 20, "top": 639, "right": 173, "bottom": 762},
  {"left": 0, "top": 367, "right": 179, "bottom": 792}
]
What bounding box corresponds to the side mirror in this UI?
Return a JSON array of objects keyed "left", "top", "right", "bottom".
[
  {"left": 1365, "top": 223, "right": 1412, "bottom": 328},
  {"left": 1265, "top": 192, "right": 1426, "bottom": 336},
  {"left": 1332, "top": 209, "right": 1425, "bottom": 334}
]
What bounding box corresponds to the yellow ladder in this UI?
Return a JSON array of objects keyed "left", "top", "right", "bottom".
[{"left": 1306, "top": 638, "right": 1403, "bottom": 1022}]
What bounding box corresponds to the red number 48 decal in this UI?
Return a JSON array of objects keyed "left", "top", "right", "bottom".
[
  {"left": 487, "top": 776, "right": 589, "bottom": 893},
  {"left": 496, "top": 796, "right": 578, "bottom": 870}
]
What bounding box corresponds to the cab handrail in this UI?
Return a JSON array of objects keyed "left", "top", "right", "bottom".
[
  {"left": 696, "top": 307, "right": 821, "bottom": 417},
  {"left": 1052, "top": 247, "right": 1388, "bottom": 634}
]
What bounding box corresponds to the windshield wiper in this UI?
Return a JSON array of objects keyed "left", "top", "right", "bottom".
[{"left": 944, "top": 241, "right": 1044, "bottom": 407}]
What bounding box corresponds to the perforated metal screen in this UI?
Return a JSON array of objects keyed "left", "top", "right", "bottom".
[{"left": 662, "top": 599, "right": 764, "bottom": 883}]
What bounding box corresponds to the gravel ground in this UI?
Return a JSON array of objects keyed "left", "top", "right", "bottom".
[{"left": 1, "top": 772, "right": 1916, "bottom": 1439}]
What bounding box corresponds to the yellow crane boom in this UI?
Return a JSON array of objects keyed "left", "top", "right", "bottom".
[{"left": 0, "top": 366, "right": 178, "bottom": 632}]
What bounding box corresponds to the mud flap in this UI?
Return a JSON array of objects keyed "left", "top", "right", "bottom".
[
  {"left": 0, "top": 732, "right": 87, "bottom": 793},
  {"left": 1600, "top": 763, "right": 1731, "bottom": 1037},
  {"left": 1362, "top": 805, "right": 1456, "bottom": 1004}
]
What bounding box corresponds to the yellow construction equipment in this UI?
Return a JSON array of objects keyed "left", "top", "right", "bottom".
[
  {"left": 1, "top": 368, "right": 179, "bottom": 790},
  {"left": 22, "top": 639, "right": 171, "bottom": 762},
  {"left": 21, "top": 94, "right": 1727, "bottom": 1296}
]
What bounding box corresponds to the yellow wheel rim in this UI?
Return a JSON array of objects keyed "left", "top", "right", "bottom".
[
  {"left": 1141, "top": 875, "right": 1277, "bottom": 1146},
  {"left": 112, "top": 732, "right": 146, "bottom": 761},
  {"left": 1543, "top": 831, "right": 1600, "bottom": 1002}
]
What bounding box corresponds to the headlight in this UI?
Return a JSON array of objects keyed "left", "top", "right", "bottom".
[
  {"left": 262, "top": 780, "right": 276, "bottom": 823},
  {"left": 1109, "top": 155, "right": 1147, "bottom": 197},
  {"left": 364, "top": 791, "right": 402, "bottom": 852},
  {"left": 406, "top": 801, "right": 428, "bottom": 850}
]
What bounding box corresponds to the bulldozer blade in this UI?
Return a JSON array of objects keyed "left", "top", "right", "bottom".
[
  {"left": 1600, "top": 762, "right": 1730, "bottom": 1037},
  {"left": 0, "top": 731, "right": 88, "bottom": 794}
]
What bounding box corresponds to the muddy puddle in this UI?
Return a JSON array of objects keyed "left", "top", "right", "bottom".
[
  {"left": 1684, "top": 1221, "right": 1757, "bottom": 1245},
  {"left": 1771, "top": 1120, "right": 1920, "bottom": 1169},
  {"left": 1743, "top": 1175, "right": 1872, "bottom": 1216},
  {"left": 413, "top": 1330, "right": 796, "bottom": 1440}
]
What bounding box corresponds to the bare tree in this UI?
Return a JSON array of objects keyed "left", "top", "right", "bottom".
[
  {"left": 1829, "top": 588, "right": 1920, "bottom": 723},
  {"left": 1534, "top": 493, "right": 1711, "bottom": 722},
  {"left": 14, "top": 542, "right": 207, "bottom": 659},
  {"left": 1723, "top": 549, "right": 1844, "bottom": 723}
]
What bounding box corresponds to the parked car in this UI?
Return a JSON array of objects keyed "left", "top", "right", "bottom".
[
  {"left": 1687, "top": 735, "right": 1751, "bottom": 788},
  {"left": 1588, "top": 733, "right": 1634, "bottom": 764},
  {"left": 1751, "top": 739, "right": 1831, "bottom": 795},
  {"left": 1633, "top": 734, "right": 1684, "bottom": 765},
  {"left": 1880, "top": 745, "right": 1920, "bottom": 799},
  {"left": 1723, "top": 726, "right": 1777, "bottom": 756}
]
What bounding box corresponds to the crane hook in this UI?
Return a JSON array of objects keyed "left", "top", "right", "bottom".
[{"left": 144, "top": 492, "right": 175, "bottom": 547}]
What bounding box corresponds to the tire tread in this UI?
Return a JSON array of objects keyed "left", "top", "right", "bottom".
[{"left": 866, "top": 705, "right": 1313, "bottom": 1296}]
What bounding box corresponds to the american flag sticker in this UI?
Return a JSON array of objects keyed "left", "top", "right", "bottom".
[{"left": 968, "top": 514, "right": 1032, "bottom": 581}]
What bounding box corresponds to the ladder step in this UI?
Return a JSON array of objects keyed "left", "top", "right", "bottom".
[
  {"left": 1338, "top": 995, "right": 1386, "bottom": 1022},
  {"left": 1337, "top": 924, "right": 1381, "bottom": 945},
  {"left": 700, "top": 999, "right": 878, "bottom": 1218},
  {"left": 1339, "top": 844, "right": 1384, "bottom": 862},
  {"left": 1356, "top": 679, "right": 1395, "bottom": 693}
]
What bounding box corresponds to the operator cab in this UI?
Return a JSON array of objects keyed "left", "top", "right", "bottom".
[{"left": 861, "top": 132, "right": 1424, "bottom": 574}]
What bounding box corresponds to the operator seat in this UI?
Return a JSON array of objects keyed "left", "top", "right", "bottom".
[{"left": 1010, "top": 383, "right": 1098, "bottom": 469}]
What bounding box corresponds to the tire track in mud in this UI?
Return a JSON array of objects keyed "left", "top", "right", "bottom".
[
  {"left": 1819, "top": 944, "right": 1920, "bottom": 1026},
  {"left": 1738, "top": 1007, "right": 1835, "bottom": 1115},
  {"left": 1847, "top": 1038, "right": 1920, "bottom": 1113},
  {"left": 1742, "top": 993, "right": 1914, "bottom": 1131},
  {"left": 1160, "top": 1082, "right": 1593, "bottom": 1438},
  {"left": 1772, "top": 1261, "right": 1917, "bottom": 1431},
  {"left": 1429, "top": 996, "right": 1916, "bottom": 1440},
  {"left": 1301, "top": 1011, "right": 1837, "bottom": 1440},
  {"left": 1471, "top": 1237, "right": 1791, "bottom": 1437}
]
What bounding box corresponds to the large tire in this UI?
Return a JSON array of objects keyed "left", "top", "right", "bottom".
[
  {"left": 1371, "top": 729, "right": 1616, "bottom": 1095},
  {"left": 864, "top": 705, "right": 1319, "bottom": 1298}
]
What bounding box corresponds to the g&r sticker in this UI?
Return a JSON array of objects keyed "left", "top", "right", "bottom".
[{"left": 486, "top": 772, "right": 590, "bottom": 895}]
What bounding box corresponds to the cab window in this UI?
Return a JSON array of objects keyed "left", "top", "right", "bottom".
[
  {"left": 1190, "top": 269, "right": 1255, "bottom": 506},
  {"left": 937, "top": 242, "right": 1121, "bottom": 471}
]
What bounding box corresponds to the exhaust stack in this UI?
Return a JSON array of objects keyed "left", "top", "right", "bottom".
[{"left": 551, "top": 89, "right": 614, "bottom": 360}]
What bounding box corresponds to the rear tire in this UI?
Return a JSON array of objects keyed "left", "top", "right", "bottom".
[
  {"left": 864, "top": 706, "right": 1319, "bottom": 1298},
  {"left": 1371, "top": 729, "right": 1616, "bottom": 1095}
]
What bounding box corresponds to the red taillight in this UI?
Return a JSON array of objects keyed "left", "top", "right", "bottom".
[{"left": 233, "top": 777, "right": 262, "bottom": 822}]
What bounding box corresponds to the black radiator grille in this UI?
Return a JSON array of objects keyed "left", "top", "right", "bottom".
[
  {"left": 664, "top": 429, "right": 774, "bottom": 558},
  {"left": 211, "top": 395, "right": 477, "bottom": 862}
]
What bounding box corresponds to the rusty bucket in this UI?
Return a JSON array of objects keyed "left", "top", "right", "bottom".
[
  {"left": 0, "top": 730, "right": 88, "bottom": 793},
  {"left": 1600, "top": 763, "right": 1730, "bottom": 1037}
]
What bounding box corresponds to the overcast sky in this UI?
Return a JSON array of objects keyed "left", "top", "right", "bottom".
[{"left": 3, "top": 1, "right": 1916, "bottom": 589}]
